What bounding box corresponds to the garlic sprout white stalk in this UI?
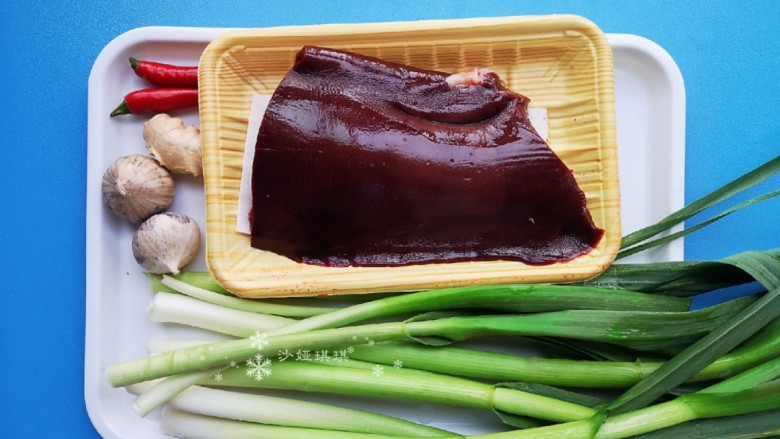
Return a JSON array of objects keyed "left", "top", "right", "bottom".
[{"left": 147, "top": 292, "right": 294, "bottom": 337}]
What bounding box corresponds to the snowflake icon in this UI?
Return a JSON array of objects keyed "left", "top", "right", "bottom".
[
  {"left": 393, "top": 359, "right": 403, "bottom": 369},
  {"left": 250, "top": 331, "right": 270, "bottom": 350},
  {"left": 246, "top": 354, "right": 273, "bottom": 381},
  {"left": 213, "top": 373, "right": 223, "bottom": 382},
  {"left": 372, "top": 364, "right": 385, "bottom": 377},
  {"left": 367, "top": 339, "right": 375, "bottom": 347}
]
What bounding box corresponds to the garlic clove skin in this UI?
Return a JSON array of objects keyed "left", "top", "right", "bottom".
[
  {"left": 102, "top": 155, "right": 175, "bottom": 223},
  {"left": 143, "top": 113, "right": 202, "bottom": 176},
  {"left": 132, "top": 212, "right": 201, "bottom": 274}
]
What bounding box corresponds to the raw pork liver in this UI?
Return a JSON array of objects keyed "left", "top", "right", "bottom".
[{"left": 250, "top": 46, "right": 603, "bottom": 267}]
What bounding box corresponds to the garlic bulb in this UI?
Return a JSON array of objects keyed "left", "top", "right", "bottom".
[
  {"left": 143, "top": 113, "right": 202, "bottom": 176},
  {"left": 132, "top": 212, "right": 201, "bottom": 274},
  {"left": 102, "top": 155, "right": 175, "bottom": 223}
]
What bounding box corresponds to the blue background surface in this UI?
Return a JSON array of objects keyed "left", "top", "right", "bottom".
[{"left": 1, "top": 1, "right": 778, "bottom": 437}]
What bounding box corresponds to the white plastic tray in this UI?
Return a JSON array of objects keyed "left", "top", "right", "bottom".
[{"left": 85, "top": 26, "right": 685, "bottom": 438}]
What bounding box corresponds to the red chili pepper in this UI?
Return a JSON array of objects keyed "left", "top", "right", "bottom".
[
  {"left": 110, "top": 88, "right": 198, "bottom": 117},
  {"left": 129, "top": 57, "right": 198, "bottom": 88}
]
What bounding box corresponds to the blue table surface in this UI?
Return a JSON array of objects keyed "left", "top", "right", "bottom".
[{"left": 1, "top": 0, "right": 778, "bottom": 437}]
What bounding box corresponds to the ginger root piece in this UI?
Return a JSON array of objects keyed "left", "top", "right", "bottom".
[{"left": 143, "top": 113, "right": 202, "bottom": 176}]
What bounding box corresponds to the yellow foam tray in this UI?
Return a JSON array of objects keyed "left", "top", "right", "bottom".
[{"left": 198, "top": 15, "right": 621, "bottom": 298}]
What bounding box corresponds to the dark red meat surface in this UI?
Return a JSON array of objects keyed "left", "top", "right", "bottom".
[{"left": 250, "top": 46, "right": 604, "bottom": 267}]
